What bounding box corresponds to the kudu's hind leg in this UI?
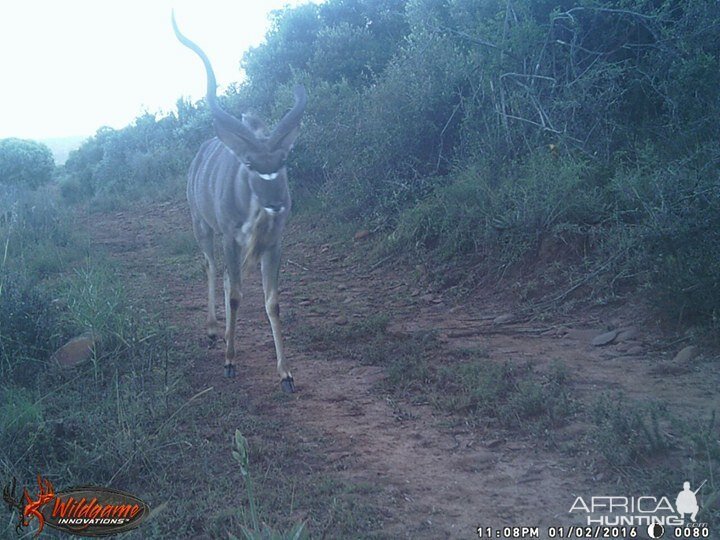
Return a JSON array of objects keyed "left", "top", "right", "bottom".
[
  {"left": 261, "top": 247, "right": 293, "bottom": 392},
  {"left": 221, "top": 237, "right": 242, "bottom": 377},
  {"left": 193, "top": 220, "right": 221, "bottom": 340}
]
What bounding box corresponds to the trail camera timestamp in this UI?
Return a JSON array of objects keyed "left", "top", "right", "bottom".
[{"left": 477, "top": 526, "right": 540, "bottom": 538}]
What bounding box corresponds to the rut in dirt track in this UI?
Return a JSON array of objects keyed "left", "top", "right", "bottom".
[{"left": 83, "top": 199, "right": 608, "bottom": 538}]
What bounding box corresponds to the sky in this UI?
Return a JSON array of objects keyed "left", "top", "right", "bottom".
[{"left": 0, "top": 0, "right": 314, "bottom": 141}]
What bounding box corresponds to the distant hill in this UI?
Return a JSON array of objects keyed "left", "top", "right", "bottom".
[{"left": 40, "top": 135, "right": 88, "bottom": 165}]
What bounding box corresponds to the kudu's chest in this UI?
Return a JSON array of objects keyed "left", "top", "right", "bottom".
[{"left": 233, "top": 195, "right": 287, "bottom": 250}]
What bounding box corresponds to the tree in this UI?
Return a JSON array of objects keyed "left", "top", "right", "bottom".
[{"left": 0, "top": 138, "right": 55, "bottom": 189}]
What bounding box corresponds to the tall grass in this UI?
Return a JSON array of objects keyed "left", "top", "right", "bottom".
[
  {"left": 387, "top": 154, "right": 602, "bottom": 263},
  {"left": 0, "top": 186, "right": 188, "bottom": 537},
  {"left": 230, "top": 430, "right": 307, "bottom": 540},
  {"left": 0, "top": 186, "right": 384, "bottom": 538},
  {"left": 0, "top": 187, "right": 78, "bottom": 384}
]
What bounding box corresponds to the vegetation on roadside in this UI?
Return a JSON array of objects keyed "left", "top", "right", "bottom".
[
  {"left": 0, "top": 190, "right": 383, "bottom": 538},
  {"left": 0, "top": 192, "right": 189, "bottom": 536},
  {"left": 59, "top": 109, "right": 205, "bottom": 209},
  {"left": 58, "top": 0, "right": 720, "bottom": 329},
  {"left": 293, "top": 315, "right": 720, "bottom": 527},
  {"left": 295, "top": 315, "right": 576, "bottom": 431},
  {"left": 230, "top": 429, "right": 307, "bottom": 540},
  {"left": 587, "top": 394, "right": 720, "bottom": 525},
  {"left": 0, "top": 138, "right": 54, "bottom": 189}
]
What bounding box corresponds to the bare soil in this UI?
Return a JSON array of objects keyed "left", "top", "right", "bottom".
[{"left": 79, "top": 198, "right": 720, "bottom": 539}]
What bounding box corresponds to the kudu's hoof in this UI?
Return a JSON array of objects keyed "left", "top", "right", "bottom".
[
  {"left": 280, "top": 376, "right": 295, "bottom": 393},
  {"left": 224, "top": 364, "right": 237, "bottom": 378}
]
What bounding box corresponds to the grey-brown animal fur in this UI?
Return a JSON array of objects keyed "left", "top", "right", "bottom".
[{"left": 172, "top": 12, "right": 306, "bottom": 392}]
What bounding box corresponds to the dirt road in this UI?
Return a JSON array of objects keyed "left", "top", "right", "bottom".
[{"left": 81, "top": 198, "right": 718, "bottom": 539}]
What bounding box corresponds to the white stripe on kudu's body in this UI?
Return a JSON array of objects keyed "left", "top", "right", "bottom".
[{"left": 173, "top": 12, "right": 306, "bottom": 393}]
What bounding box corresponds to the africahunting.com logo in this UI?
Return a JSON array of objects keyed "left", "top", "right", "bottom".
[
  {"left": 569, "top": 479, "right": 708, "bottom": 527},
  {"left": 3, "top": 475, "right": 149, "bottom": 537}
]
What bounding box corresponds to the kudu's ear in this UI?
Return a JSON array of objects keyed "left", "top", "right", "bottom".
[
  {"left": 272, "top": 124, "right": 301, "bottom": 154},
  {"left": 268, "top": 85, "right": 306, "bottom": 152},
  {"left": 214, "top": 120, "right": 255, "bottom": 158}
]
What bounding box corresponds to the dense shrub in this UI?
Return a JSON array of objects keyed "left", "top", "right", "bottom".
[
  {"left": 609, "top": 143, "right": 720, "bottom": 324},
  {"left": 0, "top": 191, "right": 72, "bottom": 385},
  {"left": 0, "top": 271, "right": 62, "bottom": 371},
  {"left": 389, "top": 153, "right": 602, "bottom": 262},
  {"left": 62, "top": 0, "right": 720, "bottom": 325},
  {"left": 0, "top": 138, "right": 54, "bottom": 188},
  {"left": 62, "top": 108, "right": 209, "bottom": 202}
]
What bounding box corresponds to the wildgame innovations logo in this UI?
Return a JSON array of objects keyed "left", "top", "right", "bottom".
[
  {"left": 3, "top": 475, "right": 149, "bottom": 537},
  {"left": 569, "top": 480, "right": 708, "bottom": 528}
]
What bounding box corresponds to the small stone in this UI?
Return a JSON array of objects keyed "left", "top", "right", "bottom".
[
  {"left": 493, "top": 314, "right": 515, "bottom": 324},
  {"left": 299, "top": 300, "right": 312, "bottom": 306},
  {"left": 673, "top": 345, "right": 699, "bottom": 363},
  {"left": 616, "top": 327, "right": 639, "bottom": 342},
  {"left": 337, "top": 284, "right": 347, "bottom": 291},
  {"left": 626, "top": 345, "right": 645, "bottom": 356},
  {"left": 565, "top": 328, "right": 600, "bottom": 341},
  {"left": 485, "top": 438, "right": 504, "bottom": 448},
  {"left": 506, "top": 442, "right": 525, "bottom": 450},
  {"left": 650, "top": 361, "right": 689, "bottom": 375},
  {"left": 592, "top": 330, "right": 618, "bottom": 346},
  {"left": 354, "top": 229, "right": 370, "bottom": 241},
  {"left": 610, "top": 318, "right": 623, "bottom": 329},
  {"left": 52, "top": 333, "right": 98, "bottom": 367},
  {"left": 334, "top": 316, "right": 349, "bottom": 326}
]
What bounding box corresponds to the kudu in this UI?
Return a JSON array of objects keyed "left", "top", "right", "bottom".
[{"left": 172, "top": 13, "right": 306, "bottom": 392}]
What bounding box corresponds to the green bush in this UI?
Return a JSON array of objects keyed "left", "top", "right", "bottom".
[
  {"left": 63, "top": 111, "right": 201, "bottom": 204},
  {"left": 0, "top": 271, "right": 63, "bottom": 380},
  {"left": 388, "top": 153, "right": 603, "bottom": 263},
  {"left": 58, "top": 174, "right": 87, "bottom": 203},
  {"left": 439, "top": 360, "right": 575, "bottom": 429},
  {"left": 610, "top": 143, "right": 720, "bottom": 324},
  {"left": 0, "top": 138, "right": 54, "bottom": 188},
  {"left": 589, "top": 394, "right": 668, "bottom": 467},
  {"left": 0, "top": 189, "right": 80, "bottom": 277},
  {"left": 61, "top": 0, "right": 720, "bottom": 326},
  {"left": 0, "top": 189, "right": 79, "bottom": 384}
]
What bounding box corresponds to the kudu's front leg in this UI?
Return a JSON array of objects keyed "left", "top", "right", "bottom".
[
  {"left": 261, "top": 246, "right": 294, "bottom": 392},
  {"left": 191, "top": 218, "right": 221, "bottom": 340},
  {"left": 222, "top": 237, "right": 242, "bottom": 377}
]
